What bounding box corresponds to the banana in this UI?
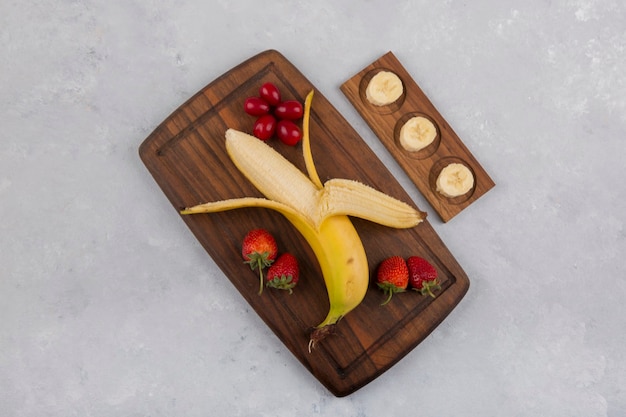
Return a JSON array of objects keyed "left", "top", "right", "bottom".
[
  {"left": 181, "top": 91, "right": 425, "bottom": 350},
  {"left": 436, "top": 163, "right": 475, "bottom": 198},
  {"left": 365, "top": 70, "right": 403, "bottom": 106},
  {"left": 399, "top": 116, "right": 437, "bottom": 152}
]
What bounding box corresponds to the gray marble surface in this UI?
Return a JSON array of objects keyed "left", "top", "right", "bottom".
[{"left": 2, "top": 1, "right": 625, "bottom": 416}]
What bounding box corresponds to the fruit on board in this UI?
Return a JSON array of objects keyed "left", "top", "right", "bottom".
[
  {"left": 376, "top": 256, "right": 409, "bottom": 306},
  {"left": 276, "top": 119, "right": 302, "bottom": 146},
  {"left": 242, "top": 228, "right": 278, "bottom": 295},
  {"left": 365, "top": 70, "right": 403, "bottom": 106},
  {"left": 244, "top": 97, "right": 271, "bottom": 116},
  {"left": 399, "top": 116, "right": 437, "bottom": 152},
  {"left": 245, "top": 83, "right": 304, "bottom": 143},
  {"left": 253, "top": 114, "right": 277, "bottom": 141},
  {"left": 436, "top": 163, "right": 474, "bottom": 198},
  {"left": 259, "top": 82, "right": 282, "bottom": 106},
  {"left": 274, "top": 100, "right": 303, "bottom": 120},
  {"left": 181, "top": 90, "right": 425, "bottom": 350},
  {"left": 266, "top": 253, "right": 300, "bottom": 294},
  {"left": 407, "top": 256, "right": 441, "bottom": 298}
]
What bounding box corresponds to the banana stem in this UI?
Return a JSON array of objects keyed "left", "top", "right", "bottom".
[{"left": 308, "top": 324, "right": 336, "bottom": 353}]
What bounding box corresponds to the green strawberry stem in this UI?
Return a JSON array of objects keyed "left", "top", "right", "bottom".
[
  {"left": 244, "top": 251, "right": 273, "bottom": 296},
  {"left": 267, "top": 275, "right": 296, "bottom": 294},
  {"left": 377, "top": 282, "right": 405, "bottom": 306},
  {"left": 419, "top": 280, "right": 441, "bottom": 298},
  {"left": 381, "top": 290, "right": 394, "bottom": 306},
  {"left": 257, "top": 258, "right": 264, "bottom": 295}
]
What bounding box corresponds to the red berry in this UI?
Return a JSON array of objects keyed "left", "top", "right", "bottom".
[
  {"left": 276, "top": 120, "right": 302, "bottom": 146},
  {"left": 244, "top": 97, "right": 270, "bottom": 116},
  {"left": 242, "top": 229, "right": 278, "bottom": 295},
  {"left": 259, "top": 82, "right": 281, "bottom": 106},
  {"left": 407, "top": 256, "right": 440, "bottom": 298},
  {"left": 266, "top": 253, "right": 300, "bottom": 294},
  {"left": 376, "top": 256, "right": 409, "bottom": 305},
  {"left": 253, "top": 114, "right": 277, "bottom": 141},
  {"left": 274, "top": 100, "right": 303, "bottom": 120}
]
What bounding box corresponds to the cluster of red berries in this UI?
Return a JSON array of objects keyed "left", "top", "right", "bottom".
[
  {"left": 244, "top": 82, "right": 304, "bottom": 146},
  {"left": 241, "top": 228, "right": 300, "bottom": 295},
  {"left": 376, "top": 255, "right": 441, "bottom": 306}
]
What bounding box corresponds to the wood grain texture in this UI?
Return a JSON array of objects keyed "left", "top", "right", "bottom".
[
  {"left": 341, "top": 51, "right": 495, "bottom": 222},
  {"left": 139, "top": 50, "right": 470, "bottom": 396}
]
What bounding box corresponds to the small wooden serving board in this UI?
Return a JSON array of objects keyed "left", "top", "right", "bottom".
[
  {"left": 341, "top": 51, "right": 495, "bottom": 222},
  {"left": 139, "top": 50, "right": 470, "bottom": 397}
]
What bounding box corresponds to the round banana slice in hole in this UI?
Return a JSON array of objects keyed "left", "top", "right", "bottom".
[
  {"left": 435, "top": 162, "right": 475, "bottom": 198},
  {"left": 399, "top": 116, "right": 437, "bottom": 152},
  {"left": 365, "top": 71, "right": 404, "bottom": 106}
]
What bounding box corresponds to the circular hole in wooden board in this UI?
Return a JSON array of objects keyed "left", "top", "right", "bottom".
[
  {"left": 393, "top": 112, "right": 441, "bottom": 159},
  {"left": 358, "top": 68, "right": 406, "bottom": 114},
  {"left": 428, "top": 156, "right": 477, "bottom": 204}
]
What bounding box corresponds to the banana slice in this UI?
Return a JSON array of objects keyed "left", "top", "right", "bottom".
[
  {"left": 436, "top": 163, "right": 474, "bottom": 198},
  {"left": 365, "top": 71, "right": 403, "bottom": 106},
  {"left": 399, "top": 116, "right": 437, "bottom": 152}
]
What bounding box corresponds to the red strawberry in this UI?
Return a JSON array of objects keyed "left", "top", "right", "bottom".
[
  {"left": 376, "top": 256, "right": 409, "bottom": 305},
  {"left": 242, "top": 229, "right": 278, "bottom": 295},
  {"left": 407, "top": 256, "right": 440, "bottom": 298},
  {"left": 266, "top": 253, "right": 299, "bottom": 294}
]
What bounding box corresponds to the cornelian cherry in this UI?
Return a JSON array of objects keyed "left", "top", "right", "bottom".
[
  {"left": 276, "top": 120, "right": 302, "bottom": 146},
  {"left": 244, "top": 97, "right": 270, "bottom": 116},
  {"left": 244, "top": 83, "right": 305, "bottom": 142},
  {"left": 274, "top": 100, "right": 303, "bottom": 120},
  {"left": 253, "top": 114, "right": 277, "bottom": 141},
  {"left": 259, "top": 82, "right": 281, "bottom": 106}
]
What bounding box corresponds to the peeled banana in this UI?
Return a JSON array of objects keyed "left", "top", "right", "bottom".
[
  {"left": 181, "top": 90, "right": 425, "bottom": 350},
  {"left": 365, "top": 70, "right": 403, "bottom": 106},
  {"left": 436, "top": 163, "right": 475, "bottom": 197},
  {"left": 399, "top": 116, "right": 437, "bottom": 152}
]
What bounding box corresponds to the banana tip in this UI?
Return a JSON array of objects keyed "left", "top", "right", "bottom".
[{"left": 308, "top": 324, "right": 336, "bottom": 353}]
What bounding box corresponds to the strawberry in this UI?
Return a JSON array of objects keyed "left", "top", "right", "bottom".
[
  {"left": 407, "top": 256, "right": 441, "bottom": 298},
  {"left": 266, "top": 253, "right": 300, "bottom": 294},
  {"left": 376, "top": 256, "right": 409, "bottom": 305},
  {"left": 242, "top": 229, "right": 278, "bottom": 295}
]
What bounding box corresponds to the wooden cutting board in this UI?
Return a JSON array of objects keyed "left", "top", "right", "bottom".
[
  {"left": 139, "top": 49, "right": 470, "bottom": 397},
  {"left": 341, "top": 51, "right": 495, "bottom": 222}
]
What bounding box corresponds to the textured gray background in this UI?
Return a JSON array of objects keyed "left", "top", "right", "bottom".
[{"left": 2, "top": 1, "right": 625, "bottom": 416}]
